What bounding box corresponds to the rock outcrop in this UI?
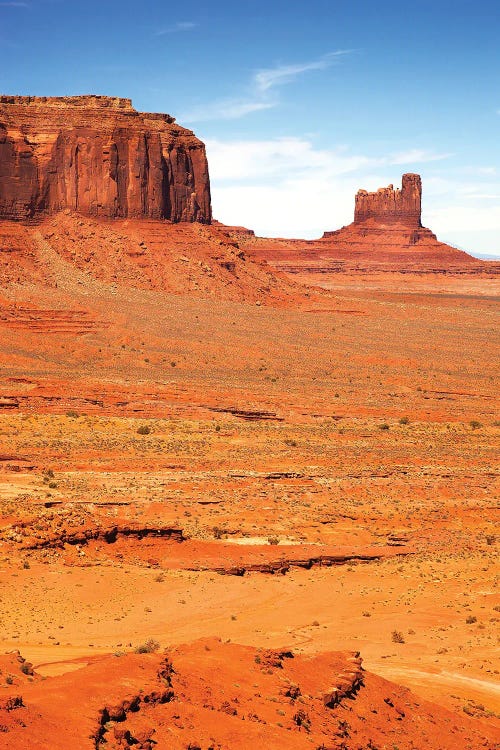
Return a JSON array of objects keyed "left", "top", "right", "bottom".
[
  {"left": 0, "top": 95, "right": 211, "bottom": 222},
  {"left": 322, "top": 173, "right": 441, "bottom": 249},
  {"left": 315, "top": 173, "right": 478, "bottom": 264},
  {"left": 354, "top": 173, "right": 422, "bottom": 227},
  {"left": 1, "top": 640, "right": 497, "bottom": 750}
]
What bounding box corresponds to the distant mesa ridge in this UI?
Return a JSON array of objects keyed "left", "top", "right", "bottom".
[{"left": 0, "top": 95, "right": 212, "bottom": 223}]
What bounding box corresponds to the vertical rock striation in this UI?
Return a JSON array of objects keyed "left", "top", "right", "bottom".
[
  {"left": 0, "top": 95, "right": 211, "bottom": 223},
  {"left": 354, "top": 173, "right": 422, "bottom": 227}
]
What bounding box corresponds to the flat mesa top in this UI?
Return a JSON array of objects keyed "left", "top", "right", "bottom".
[
  {"left": 0, "top": 95, "right": 178, "bottom": 125},
  {"left": 0, "top": 94, "right": 134, "bottom": 109}
]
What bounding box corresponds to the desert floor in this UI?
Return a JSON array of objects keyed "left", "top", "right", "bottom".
[{"left": 0, "top": 223, "right": 498, "bottom": 745}]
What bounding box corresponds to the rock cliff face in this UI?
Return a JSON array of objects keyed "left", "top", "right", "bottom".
[
  {"left": 354, "top": 173, "right": 422, "bottom": 227},
  {"left": 0, "top": 95, "right": 211, "bottom": 223}
]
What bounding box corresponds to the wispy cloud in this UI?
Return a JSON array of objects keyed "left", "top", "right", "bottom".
[
  {"left": 182, "top": 99, "right": 275, "bottom": 123},
  {"left": 0, "top": 1, "right": 29, "bottom": 6},
  {"left": 474, "top": 167, "right": 497, "bottom": 175},
  {"left": 463, "top": 193, "right": 500, "bottom": 199},
  {"left": 181, "top": 49, "right": 354, "bottom": 123},
  {"left": 154, "top": 21, "right": 197, "bottom": 36},
  {"left": 390, "top": 148, "right": 453, "bottom": 165},
  {"left": 206, "top": 138, "right": 453, "bottom": 185},
  {"left": 254, "top": 50, "right": 354, "bottom": 92}
]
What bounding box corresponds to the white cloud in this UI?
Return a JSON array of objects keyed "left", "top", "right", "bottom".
[
  {"left": 207, "top": 137, "right": 386, "bottom": 237},
  {"left": 181, "top": 99, "right": 275, "bottom": 123},
  {"left": 427, "top": 202, "right": 500, "bottom": 233},
  {"left": 389, "top": 149, "right": 453, "bottom": 165},
  {"left": 476, "top": 167, "right": 497, "bottom": 175},
  {"left": 206, "top": 137, "right": 376, "bottom": 181},
  {"left": 424, "top": 178, "right": 500, "bottom": 235},
  {"left": 464, "top": 193, "right": 500, "bottom": 199},
  {"left": 155, "top": 21, "right": 197, "bottom": 36}
]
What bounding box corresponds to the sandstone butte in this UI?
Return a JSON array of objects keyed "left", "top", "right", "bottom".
[
  {"left": 245, "top": 172, "right": 485, "bottom": 273},
  {"left": 0, "top": 95, "right": 211, "bottom": 222},
  {"left": 319, "top": 172, "right": 455, "bottom": 260},
  {"left": 0, "top": 95, "right": 499, "bottom": 750},
  {"left": 353, "top": 172, "right": 423, "bottom": 227}
]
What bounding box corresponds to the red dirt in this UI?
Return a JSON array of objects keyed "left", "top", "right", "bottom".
[
  {"left": 0, "top": 639, "right": 498, "bottom": 749},
  {"left": 0, "top": 200, "right": 498, "bottom": 747}
]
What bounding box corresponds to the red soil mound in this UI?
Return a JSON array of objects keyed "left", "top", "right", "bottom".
[
  {"left": 0, "top": 213, "right": 305, "bottom": 304},
  {"left": 0, "top": 639, "right": 497, "bottom": 749}
]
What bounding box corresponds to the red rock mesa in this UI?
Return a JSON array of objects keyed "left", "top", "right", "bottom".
[{"left": 0, "top": 95, "right": 211, "bottom": 222}]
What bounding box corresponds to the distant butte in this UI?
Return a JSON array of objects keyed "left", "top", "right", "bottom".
[
  {"left": 353, "top": 172, "right": 423, "bottom": 227},
  {"left": 0, "top": 95, "right": 211, "bottom": 223},
  {"left": 318, "top": 172, "right": 475, "bottom": 263},
  {"left": 240, "top": 173, "right": 483, "bottom": 270}
]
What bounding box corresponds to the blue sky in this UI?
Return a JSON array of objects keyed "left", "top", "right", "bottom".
[{"left": 2, "top": 0, "right": 499, "bottom": 256}]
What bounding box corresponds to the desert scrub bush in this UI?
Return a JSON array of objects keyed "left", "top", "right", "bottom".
[
  {"left": 134, "top": 638, "right": 160, "bottom": 654},
  {"left": 399, "top": 416, "right": 409, "bottom": 425},
  {"left": 267, "top": 536, "right": 279, "bottom": 545},
  {"left": 137, "top": 425, "right": 151, "bottom": 435},
  {"left": 66, "top": 410, "right": 79, "bottom": 418},
  {"left": 465, "top": 615, "right": 477, "bottom": 624},
  {"left": 469, "top": 420, "right": 482, "bottom": 430},
  {"left": 391, "top": 630, "right": 405, "bottom": 643},
  {"left": 378, "top": 423, "right": 390, "bottom": 431}
]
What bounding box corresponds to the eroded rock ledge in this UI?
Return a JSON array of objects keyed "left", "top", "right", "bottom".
[
  {"left": 0, "top": 95, "right": 211, "bottom": 222},
  {"left": 354, "top": 172, "right": 423, "bottom": 227}
]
